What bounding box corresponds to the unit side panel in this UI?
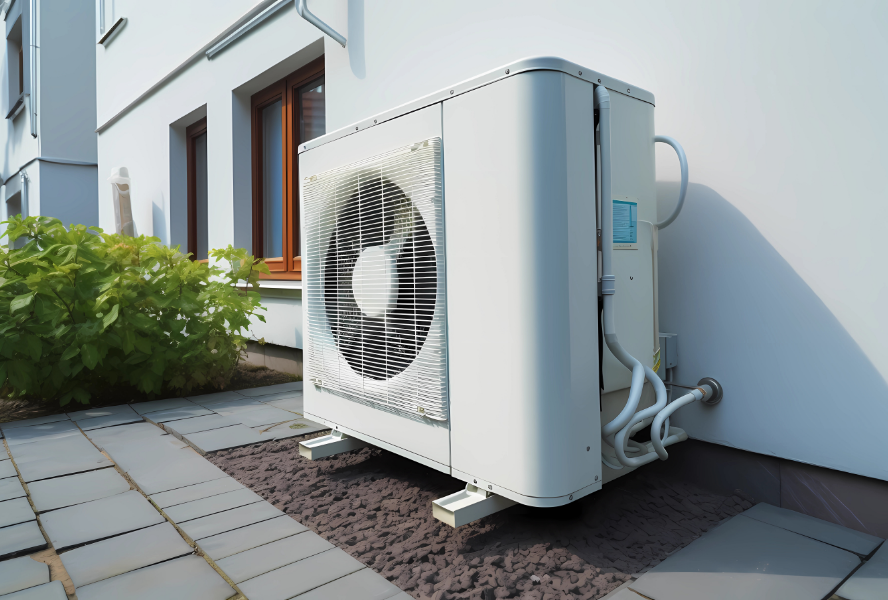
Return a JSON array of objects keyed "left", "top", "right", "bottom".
[
  {"left": 610, "top": 93, "right": 657, "bottom": 224},
  {"left": 444, "top": 71, "right": 599, "bottom": 500},
  {"left": 298, "top": 104, "right": 450, "bottom": 468}
]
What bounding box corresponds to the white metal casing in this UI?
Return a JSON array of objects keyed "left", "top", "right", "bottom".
[{"left": 300, "top": 58, "right": 657, "bottom": 507}]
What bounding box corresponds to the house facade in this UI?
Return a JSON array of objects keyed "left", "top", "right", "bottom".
[
  {"left": 0, "top": 0, "right": 97, "bottom": 231},
  {"left": 94, "top": 1, "right": 888, "bottom": 529}
]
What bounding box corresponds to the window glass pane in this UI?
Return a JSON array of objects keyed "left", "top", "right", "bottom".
[
  {"left": 299, "top": 77, "right": 325, "bottom": 144},
  {"left": 262, "top": 100, "right": 283, "bottom": 258},
  {"left": 194, "top": 132, "right": 209, "bottom": 260}
]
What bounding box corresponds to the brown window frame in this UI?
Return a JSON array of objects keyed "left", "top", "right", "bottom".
[
  {"left": 251, "top": 56, "right": 324, "bottom": 280},
  {"left": 186, "top": 117, "right": 208, "bottom": 262}
]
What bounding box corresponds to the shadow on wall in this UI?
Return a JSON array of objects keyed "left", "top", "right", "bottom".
[
  {"left": 656, "top": 182, "right": 888, "bottom": 483},
  {"left": 348, "top": 0, "right": 365, "bottom": 79}
]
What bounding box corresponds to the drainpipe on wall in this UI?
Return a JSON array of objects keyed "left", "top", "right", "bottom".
[
  {"left": 296, "top": 0, "right": 346, "bottom": 47},
  {"left": 29, "top": 0, "right": 37, "bottom": 138},
  {"left": 20, "top": 171, "right": 30, "bottom": 217}
]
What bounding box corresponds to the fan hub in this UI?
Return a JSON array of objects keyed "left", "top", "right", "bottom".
[{"left": 352, "top": 245, "right": 399, "bottom": 318}]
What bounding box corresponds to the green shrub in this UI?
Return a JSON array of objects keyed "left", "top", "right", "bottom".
[{"left": 0, "top": 216, "right": 269, "bottom": 405}]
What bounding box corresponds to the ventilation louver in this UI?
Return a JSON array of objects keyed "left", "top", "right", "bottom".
[{"left": 304, "top": 138, "right": 448, "bottom": 421}]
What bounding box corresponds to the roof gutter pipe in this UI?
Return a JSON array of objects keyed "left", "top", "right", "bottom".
[{"left": 296, "top": 0, "right": 346, "bottom": 47}]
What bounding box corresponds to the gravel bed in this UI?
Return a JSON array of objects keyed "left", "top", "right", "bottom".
[{"left": 209, "top": 435, "right": 754, "bottom": 600}]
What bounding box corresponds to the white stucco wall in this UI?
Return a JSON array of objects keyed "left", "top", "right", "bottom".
[{"left": 95, "top": 1, "right": 888, "bottom": 481}]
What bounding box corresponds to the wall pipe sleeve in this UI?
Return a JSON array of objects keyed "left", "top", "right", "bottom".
[{"left": 654, "top": 136, "right": 688, "bottom": 229}]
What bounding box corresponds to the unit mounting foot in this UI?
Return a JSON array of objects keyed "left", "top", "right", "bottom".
[
  {"left": 433, "top": 484, "right": 516, "bottom": 528},
  {"left": 298, "top": 430, "right": 370, "bottom": 460}
]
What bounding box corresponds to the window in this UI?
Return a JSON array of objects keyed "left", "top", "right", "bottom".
[
  {"left": 187, "top": 118, "right": 209, "bottom": 261},
  {"left": 251, "top": 57, "right": 325, "bottom": 278},
  {"left": 6, "top": 11, "right": 25, "bottom": 118}
]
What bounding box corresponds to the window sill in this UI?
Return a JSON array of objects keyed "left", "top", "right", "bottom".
[
  {"left": 254, "top": 280, "right": 303, "bottom": 290},
  {"left": 6, "top": 93, "right": 27, "bottom": 120}
]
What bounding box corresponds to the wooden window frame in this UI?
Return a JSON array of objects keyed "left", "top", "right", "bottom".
[
  {"left": 251, "top": 56, "right": 324, "bottom": 280},
  {"left": 186, "top": 117, "right": 208, "bottom": 262}
]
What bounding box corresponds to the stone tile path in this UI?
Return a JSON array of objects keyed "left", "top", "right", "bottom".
[
  {"left": 0, "top": 382, "right": 407, "bottom": 599},
  {"left": 620, "top": 503, "right": 886, "bottom": 600}
]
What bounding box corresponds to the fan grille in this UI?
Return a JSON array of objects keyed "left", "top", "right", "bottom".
[{"left": 304, "top": 138, "right": 448, "bottom": 421}]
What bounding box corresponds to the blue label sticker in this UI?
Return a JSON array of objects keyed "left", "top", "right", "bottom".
[{"left": 613, "top": 200, "right": 637, "bottom": 244}]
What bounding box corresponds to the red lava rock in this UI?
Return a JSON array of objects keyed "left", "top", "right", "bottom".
[{"left": 208, "top": 434, "right": 750, "bottom": 599}]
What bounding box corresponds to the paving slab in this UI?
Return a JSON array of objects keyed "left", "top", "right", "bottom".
[
  {"left": 126, "top": 454, "right": 229, "bottom": 495},
  {"left": 11, "top": 435, "right": 113, "bottom": 483},
  {"left": 130, "top": 397, "right": 195, "bottom": 415},
  {"left": 0, "top": 414, "right": 69, "bottom": 431},
  {"left": 834, "top": 541, "right": 888, "bottom": 600},
  {"left": 0, "top": 475, "right": 27, "bottom": 502},
  {"left": 601, "top": 582, "right": 649, "bottom": 600},
  {"left": 151, "top": 476, "right": 243, "bottom": 509},
  {"left": 74, "top": 555, "right": 234, "bottom": 600},
  {"left": 28, "top": 467, "right": 131, "bottom": 513},
  {"left": 257, "top": 418, "right": 327, "bottom": 440},
  {"left": 164, "top": 488, "right": 263, "bottom": 523},
  {"left": 216, "top": 531, "right": 333, "bottom": 583},
  {"left": 238, "top": 382, "right": 303, "bottom": 397},
  {"left": 630, "top": 515, "right": 860, "bottom": 600},
  {"left": 3, "top": 420, "right": 81, "bottom": 447},
  {"left": 229, "top": 406, "right": 302, "bottom": 428},
  {"left": 187, "top": 391, "right": 248, "bottom": 406},
  {"left": 40, "top": 490, "right": 164, "bottom": 551},
  {"left": 238, "top": 548, "right": 365, "bottom": 600},
  {"left": 0, "top": 497, "right": 36, "bottom": 528},
  {"left": 60, "top": 522, "right": 194, "bottom": 589},
  {"left": 83, "top": 422, "right": 166, "bottom": 450},
  {"left": 163, "top": 414, "right": 237, "bottom": 437},
  {"left": 66, "top": 404, "right": 137, "bottom": 422},
  {"left": 101, "top": 435, "right": 189, "bottom": 472},
  {"left": 202, "top": 398, "right": 265, "bottom": 414},
  {"left": 0, "top": 460, "right": 17, "bottom": 479},
  {"left": 184, "top": 424, "right": 264, "bottom": 454},
  {"left": 0, "top": 555, "right": 50, "bottom": 596},
  {"left": 743, "top": 502, "right": 883, "bottom": 556},
  {"left": 197, "top": 514, "right": 308, "bottom": 560},
  {"left": 142, "top": 406, "right": 213, "bottom": 424},
  {"left": 76, "top": 412, "right": 144, "bottom": 431},
  {"left": 0, "top": 581, "right": 67, "bottom": 600},
  {"left": 295, "top": 567, "right": 402, "bottom": 600},
  {"left": 179, "top": 501, "right": 283, "bottom": 541},
  {"left": 0, "top": 521, "right": 47, "bottom": 559},
  {"left": 260, "top": 396, "right": 303, "bottom": 414}
]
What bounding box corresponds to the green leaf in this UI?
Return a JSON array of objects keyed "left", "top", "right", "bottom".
[
  {"left": 10, "top": 292, "right": 35, "bottom": 313},
  {"left": 81, "top": 343, "right": 100, "bottom": 370},
  {"left": 102, "top": 304, "right": 120, "bottom": 329},
  {"left": 22, "top": 335, "right": 42, "bottom": 361},
  {"left": 61, "top": 344, "right": 81, "bottom": 361}
]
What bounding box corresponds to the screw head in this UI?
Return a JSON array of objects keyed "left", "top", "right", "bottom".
[
  {"left": 569, "top": 495, "right": 573, "bottom": 500},
  {"left": 595, "top": 475, "right": 599, "bottom": 481},
  {"left": 598, "top": 78, "right": 601, "bottom": 83},
  {"left": 579, "top": 71, "right": 582, "bottom": 75},
  {"left": 586, "top": 446, "right": 590, "bottom": 451},
  {"left": 450, "top": 90, "right": 454, "bottom": 95},
  {"left": 505, "top": 69, "right": 510, "bottom": 74},
  {"left": 628, "top": 88, "right": 631, "bottom": 93},
  {"left": 473, "top": 479, "right": 477, "bottom": 484},
  {"left": 373, "top": 119, "right": 377, "bottom": 123}
]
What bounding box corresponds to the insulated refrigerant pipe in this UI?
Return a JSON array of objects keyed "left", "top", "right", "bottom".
[
  {"left": 651, "top": 384, "right": 711, "bottom": 460},
  {"left": 595, "top": 85, "right": 646, "bottom": 443}
]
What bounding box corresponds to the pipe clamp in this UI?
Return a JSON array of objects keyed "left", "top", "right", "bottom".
[{"left": 601, "top": 275, "right": 616, "bottom": 295}]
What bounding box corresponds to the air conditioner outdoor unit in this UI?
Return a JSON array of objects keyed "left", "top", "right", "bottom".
[{"left": 298, "top": 57, "right": 721, "bottom": 527}]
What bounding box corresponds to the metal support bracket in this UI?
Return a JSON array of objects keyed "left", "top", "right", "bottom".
[
  {"left": 298, "top": 430, "right": 369, "bottom": 460},
  {"left": 432, "top": 484, "right": 516, "bottom": 528}
]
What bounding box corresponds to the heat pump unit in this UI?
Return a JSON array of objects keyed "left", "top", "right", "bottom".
[{"left": 298, "top": 57, "right": 720, "bottom": 527}]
